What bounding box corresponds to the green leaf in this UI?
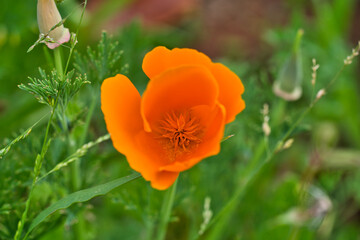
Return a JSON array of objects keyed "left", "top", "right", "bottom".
[{"left": 26, "top": 172, "right": 141, "bottom": 236}]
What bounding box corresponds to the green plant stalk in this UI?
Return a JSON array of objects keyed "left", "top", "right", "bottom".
[
  {"left": 43, "top": 46, "right": 54, "bottom": 69},
  {"left": 205, "top": 105, "right": 313, "bottom": 240},
  {"left": 146, "top": 219, "right": 155, "bottom": 240},
  {"left": 69, "top": 134, "right": 81, "bottom": 192},
  {"left": 14, "top": 97, "right": 59, "bottom": 240},
  {"left": 15, "top": 1, "right": 89, "bottom": 239},
  {"left": 64, "top": 2, "right": 87, "bottom": 238},
  {"left": 79, "top": 88, "right": 99, "bottom": 147},
  {"left": 287, "top": 166, "right": 318, "bottom": 240},
  {"left": 63, "top": 0, "right": 87, "bottom": 76},
  {"left": 156, "top": 178, "right": 178, "bottom": 240},
  {"left": 292, "top": 29, "right": 304, "bottom": 54},
  {"left": 14, "top": 34, "right": 69, "bottom": 240},
  {"left": 54, "top": 48, "right": 63, "bottom": 79},
  {"left": 204, "top": 139, "right": 267, "bottom": 240},
  {"left": 54, "top": 37, "right": 82, "bottom": 194},
  {"left": 198, "top": 55, "right": 354, "bottom": 239},
  {"left": 72, "top": 89, "right": 99, "bottom": 200}
]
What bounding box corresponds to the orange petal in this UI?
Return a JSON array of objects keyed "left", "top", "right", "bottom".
[
  {"left": 142, "top": 46, "right": 212, "bottom": 79},
  {"left": 210, "top": 63, "right": 245, "bottom": 123},
  {"left": 143, "top": 47, "right": 245, "bottom": 123},
  {"left": 101, "top": 74, "right": 143, "bottom": 153},
  {"left": 141, "top": 65, "right": 219, "bottom": 132},
  {"left": 101, "top": 75, "right": 169, "bottom": 184},
  {"left": 151, "top": 171, "right": 180, "bottom": 190},
  {"left": 160, "top": 103, "right": 226, "bottom": 172}
]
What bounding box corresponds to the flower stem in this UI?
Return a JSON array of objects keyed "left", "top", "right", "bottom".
[
  {"left": 54, "top": 48, "right": 63, "bottom": 79},
  {"left": 14, "top": 98, "right": 59, "bottom": 240},
  {"left": 79, "top": 88, "right": 99, "bottom": 146},
  {"left": 156, "top": 178, "right": 178, "bottom": 240},
  {"left": 196, "top": 47, "right": 357, "bottom": 239}
]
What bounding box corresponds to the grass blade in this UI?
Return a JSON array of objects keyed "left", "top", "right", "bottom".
[{"left": 25, "top": 172, "right": 141, "bottom": 237}]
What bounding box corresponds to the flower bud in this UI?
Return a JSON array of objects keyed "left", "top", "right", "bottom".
[
  {"left": 37, "top": 0, "right": 70, "bottom": 49},
  {"left": 273, "top": 29, "right": 304, "bottom": 101}
]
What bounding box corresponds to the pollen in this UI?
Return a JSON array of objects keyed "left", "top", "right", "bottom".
[{"left": 157, "top": 111, "right": 202, "bottom": 153}]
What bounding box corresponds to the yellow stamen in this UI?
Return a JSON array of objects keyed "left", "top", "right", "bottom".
[{"left": 158, "top": 111, "right": 202, "bottom": 153}]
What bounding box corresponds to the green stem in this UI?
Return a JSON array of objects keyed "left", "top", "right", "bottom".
[
  {"left": 43, "top": 46, "right": 54, "bottom": 69},
  {"left": 54, "top": 48, "right": 63, "bottom": 79},
  {"left": 62, "top": 2, "right": 87, "bottom": 239},
  {"left": 63, "top": 0, "right": 87, "bottom": 76},
  {"left": 79, "top": 88, "right": 98, "bottom": 146},
  {"left": 14, "top": 98, "right": 59, "bottom": 240},
  {"left": 196, "top": 51, "right": 355, "bottom": 239},
  {"left": 156, "top": 178, "right": 178, "bottom": 240},
  {"left": 292, "top": 29, "right": 304, "bottom": 54},
  {"left": 201, "top": 105, "right": 314, "bottom": 240},
  {"left": 68, "top": 131, "right": 81, "bottom": 192}
]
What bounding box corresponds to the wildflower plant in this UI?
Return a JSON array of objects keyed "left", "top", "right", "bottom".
[{"left": 1, "top": 0, "right": 360, "bottom": 239}]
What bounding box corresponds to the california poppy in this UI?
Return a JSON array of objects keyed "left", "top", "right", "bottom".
[{"left": 101, "top": 47, "right": 245, "bottom": 190}]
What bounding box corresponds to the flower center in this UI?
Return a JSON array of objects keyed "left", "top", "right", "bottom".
[{"left": 157, "top": 111, "right": 202, "bottom": 153}]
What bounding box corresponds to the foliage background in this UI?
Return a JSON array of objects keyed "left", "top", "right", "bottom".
[{"left": 0, "top": 0, "right": 359, "bottom": 239}]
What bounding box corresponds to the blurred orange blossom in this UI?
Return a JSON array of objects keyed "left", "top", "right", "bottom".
[{"left": 101, "top": 47, "right": 245, "bottom": 190}]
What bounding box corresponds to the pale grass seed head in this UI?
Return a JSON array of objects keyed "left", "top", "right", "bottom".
[
  {"left": 282, "top": 138, "right": 294, "bottom": 150},
  {"left": 198, "top": 197, "right": 213, "bottom": 235},
  {"left": 261, "top": 104, "right": 271, "bottom": 137},
  {"left": 311, "top": 58, "right": 320, "bottom": 86},
  {"left": 316, "top": 89, "right": 326, "bottom": 101},
  {"left": 344, "top": 41, "right": 360, "bottom": 65}
]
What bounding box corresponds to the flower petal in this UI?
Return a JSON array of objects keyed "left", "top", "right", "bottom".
[
  {"left": 151, "top": 171, "right": 180, "bottom": 190},
  {"left": 101, "top": 75, "right": 167, "bottom": 183},
  {"left": 101, "top": 74, "right": 143, "bottom": 152},
  {"left": 210, "top": 63, "right": 245, "bottom": 123},
  {"left": 142, "top": 46, "right": 212, "bottom": 79},
  {"left": 160, "top": 103, "right": 226, "bottom": 172},
  {"left": 141, "top": 65, "right": 219, "bottom": 132},
  {"left": 143, "top": 47, "right": 245, "bottom": 123}
]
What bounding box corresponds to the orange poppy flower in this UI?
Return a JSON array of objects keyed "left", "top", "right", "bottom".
[{"left": 101, "top": 46, "right": 245, "bottom": 190}]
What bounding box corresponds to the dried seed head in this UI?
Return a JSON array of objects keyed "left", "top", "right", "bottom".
[
  {"left": 282, "top": 138, "right": 294, "bottom": 150},
  {"left": 344, "top": 41, "right": 360, "bottom": 65},
  {"left": 311, "top": 58, "right": 320, "bottom": 86},
  {"left": 316, "top": 89, "right": 326, "bottom": 100},
  {"left": 261, "top": 104, "right": 271, "bottom": 137},
  {"left": 262, "top": 121, "right": 271, "bottom": 137}
]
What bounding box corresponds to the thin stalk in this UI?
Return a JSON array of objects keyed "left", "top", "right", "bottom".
[
  {"left": 43, "top": 46, "right": 54, "bottom": 69},
  {"left": 14, "top": 97, "right": 59, "bottom": 240},
  {"left": 14, "top": 38, "right": 67, "bottom": 240},
  {"left": 63, "top": 0, "right": 87, "bottom": 76},
  {"left": 197, "top": 57, "right": 353, "bottom": 239},
  {"left": 54, "top": 48, "right": 63, "bottom": 79},
  {"left": 156, "top": 178, "right": 178, "bottom": 240},
  {"left": 16, "top": 1, "right": 89, "bottom": 239},
  {"left": 61, "top": 2, "right": 87, "bottom": 238},
  {"left": 264, "top": 135, "right": 270, "bottom": 157},
  {"left": 287, "top": 163, "right": 318, "bottom": 240},
  {"left": 68, "top": 130, "right": 81, "bottom": 191},
  {"left": 78, "top": 88, "right": 98, "bottom": 146}
]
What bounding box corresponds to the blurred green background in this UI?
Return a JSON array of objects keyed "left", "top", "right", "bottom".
[{"left": 0, "top": 0, "right": 360, "bottom": 239}]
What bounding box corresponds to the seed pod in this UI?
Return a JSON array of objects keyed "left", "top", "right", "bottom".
[
  {"left": 273, "top": 29, "right": 304, "bottom": 101},
  {"left": 37, "top": 0, "right": 70, "bottom": 49}
]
